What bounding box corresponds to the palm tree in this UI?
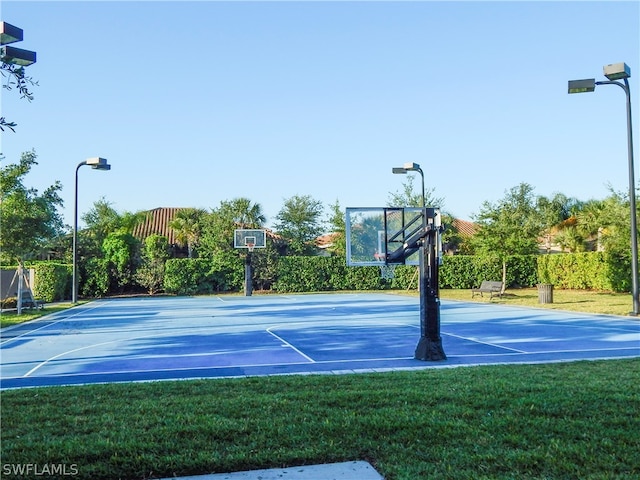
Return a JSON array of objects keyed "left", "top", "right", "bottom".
[
  {"left": 223, "top": 198, "right": 266, "bottom": 228},
  {"left": 169, "top": 208, "right": 207, "bottom": 258},
  {"left": 199, "top": 198, "right": 266, "bottom": 253}
]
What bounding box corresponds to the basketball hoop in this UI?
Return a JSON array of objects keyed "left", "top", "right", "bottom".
[
  {"left": 379, "top": 264, "right": 397, "bottom": 280},
  {"left": 246, "top": 243, "right": 255, "bottom": 253}
]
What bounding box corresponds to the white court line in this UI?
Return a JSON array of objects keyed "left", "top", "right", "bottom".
[
  {"left": 7, "top": 349, "right": 640, "bottom": 384},
  {"left": 21, "top": 329, "right": 188, "bottom": 377},
  {"left": 0, "top": 302, "right": 105, "bottom": 346},
  {"left": 266, "top": 326, "right": 315, "bottom": 363},
  {"left": 23, "top": 322, "right": 318, "bottom": 378},
  {"left": 22, "top": 336, "right": 147, "bottom": 377},
  {"left": 442, "top": 331, "right": 528, "bottom": 354}
]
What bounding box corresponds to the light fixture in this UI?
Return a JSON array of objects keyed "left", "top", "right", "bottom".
[
  {"left": 568, "top": 78, "right": 596, "bottom": 94},
  {"left": 604, "top": 62, "right": 631, "bottom": 81},
  {"left": 0, "top": 21, "right": 23, "bottom": 45},
  {"left": 1, "top": 44, "right": 36, "bottom": 66}
]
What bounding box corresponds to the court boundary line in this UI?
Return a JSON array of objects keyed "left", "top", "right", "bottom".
[
  {"left": 3, "top": 355, "right": 639, "bottom": 391},
  {"left": 442, "top": 332, "right": 528, "bottom": 354},
  {"left": 12, "top": 344, "right": 640, "bottom": 382},
  {"left": 266, "top": 327, "right": 316, "bottom": 363}
]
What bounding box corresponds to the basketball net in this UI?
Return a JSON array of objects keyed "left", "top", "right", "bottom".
[
  {"left": 379, "top": 264, "right": 397, "bottom": 280},
  {"left": 246, "top": 243, "right": 255, "bottom": 253}
]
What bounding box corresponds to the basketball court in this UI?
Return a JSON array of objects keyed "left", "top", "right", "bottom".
[{"left": 1, "top": 292, "right": 639, "bottom": 390}]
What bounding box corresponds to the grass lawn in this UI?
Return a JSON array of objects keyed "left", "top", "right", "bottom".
[
  {"left": 1, "top": 360, "right": 638, "bottom": 479},
  {"left": 438, "top": 287, "right": 635, "bottom": 317},
  {"left": 0, "top": 303, "right": 76, "bottom": 329},
  {"left": 1, "top": 291, "right": 639, "bottom": 479}
]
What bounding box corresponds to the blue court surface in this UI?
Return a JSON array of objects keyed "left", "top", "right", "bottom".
[{"left": 1, "top": 293, "right": 639, "bottom": 389}]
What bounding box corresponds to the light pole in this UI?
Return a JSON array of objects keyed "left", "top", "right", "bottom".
[
  {"left": 73, "top": 158, "right": 111, "bottom": 303},
  {"left": 568, "top": 62, "right": 639, "bottom": 315},
  {"left": 392, "top": 162, "right": 425, "bottom": 207},
  {"left": 0, "top": 21, "right": 36, "bottom": 65}
]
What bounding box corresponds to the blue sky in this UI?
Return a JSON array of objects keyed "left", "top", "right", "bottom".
[{"left": 1, "top": 1, "right": 639, "bottom": 231}]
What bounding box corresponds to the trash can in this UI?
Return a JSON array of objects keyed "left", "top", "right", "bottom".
[{"left": 538, "top": 283, "right": 554, "bottom": 304}]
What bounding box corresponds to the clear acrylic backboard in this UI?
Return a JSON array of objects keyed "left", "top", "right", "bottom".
[
  {"left": 345, "top": 207, "right": 424, "bottom": 266},
  {"left": 234, "top": 229, "right": 266, "bottom": 251}
]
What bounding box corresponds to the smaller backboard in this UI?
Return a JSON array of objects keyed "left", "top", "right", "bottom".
[
  {"left": 234, "top": 229, "right": 267, "bottom": 251},
  {"left": 345, "top": 207, "right": 424, "bottom": 266}
]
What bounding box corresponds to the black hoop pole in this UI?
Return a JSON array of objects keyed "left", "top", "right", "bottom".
[
  {"left": 244, "top": 250, "right": 253, "bottom": 297},
  {"left": 414, "top": 219, "right": 446, "bottom": 361}
]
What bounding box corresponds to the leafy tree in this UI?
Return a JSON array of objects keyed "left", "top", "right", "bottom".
[
  {"left": 387, "top": 174, "right": 463, "bottom": 255},
  {"left": 275, "top": 195, "right": 325, "bottom": 256},
  {"left": 550, "top": 191, "right": 636, "bottom": 255},
  {"left": 440, "top": 213, "right": 466, "bottom": 255},
  {"left": 81, "top": 199, "right": 125, "bottom": 254},
  {"left": 552, "top": 216, "right": 587, "bottom": 253},
  {"left": 1, "top": 61, "right": 38, "bottom": 132},
  {"left": 0, "top": 150, "right": 64, "bottom": 263},
  {"left": 76, "top": 200, "right": 146, "bottom": 295},
  {"left": 578, "top": 190, "right": 634, "bottom": 254},
  {"left": 168, "top": 208, "right": 207, "bottom": 258},
  {"left": 387, "top": 174, "right": 444, "bottom": 208},
  {"left": 135, "top": 234, "right": 171, "bottom": 294},
  {"left": 326, "top": 199, "right": 346, "bottom": 257},
  {"left": 102, "top": 231, "right": 140, "bottom": 293},
  {"left": 80, "top": 199, "right": 146, "bottom": 259},
  {"left": 200, "top": 198, "right": 265, "bottom": 255},
  {"left": 536, "top": 193, "right": 582, "bottom": 253},
  {"left": 219, "top": 197, "right": 266, "bottom": 228},
  {"left": 471, "top": 183, "right": 543, "bottom": 287}
]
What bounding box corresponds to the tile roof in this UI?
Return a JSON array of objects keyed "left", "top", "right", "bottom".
[
  {"left": 452, "top": 218, "right": 478, "bottom": 237},
  {"left": 132, "top": 207, "right": 283, "bottom": 247},
  {"left": 132, "top": 207, "right": 186, "bottom": 245}
]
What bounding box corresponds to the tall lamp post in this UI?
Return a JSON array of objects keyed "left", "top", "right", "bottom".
[
  {"left": 568, "top": 62, "right": 638, "bottom": 315},
  {"left": 73, "top": 158, "right": 111, "bottom": 303}
]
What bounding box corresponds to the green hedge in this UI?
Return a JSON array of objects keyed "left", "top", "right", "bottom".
[
  {"left": 164, "top": 254, "right": 244, "bottom": 296},
  {"left": 537, "top": 252, "right": 627, "bottom": 292},
  {"left": 31, "top": 263, "right": 71, "bottom": 302},
  {"left": 165, "top": 259, "right": 215, "bottom": 296},
  {"left": 28, "top": 251, "right": 632, "bottom": 298},
  {"left": 81, "top": 258, "right": 110, "bottom": 298}
]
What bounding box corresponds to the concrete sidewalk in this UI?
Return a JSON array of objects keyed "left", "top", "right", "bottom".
[{"left": 159, "top": 461, "right": 384, "bottom": 480}]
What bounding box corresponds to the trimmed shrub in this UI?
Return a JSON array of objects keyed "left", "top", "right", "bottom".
[
  {"left": 207, "top": 251, "right": 244, "bottom": 292},
  {"left": 164, "top": 259, "right": 212, "bottom": 295},
  {"left": 82, "top": 257, "right": 110, "bottom": 298},
  {"left": 31, "top": 263, "right": 70, "bottom": 302},
  {"left": 537, "top": 252, "right": 623, "bottom": 292},
  {"left": 344, "top": 264, "right": 387, "bottom": 291},
  {"left": 506, "top": 255, "right": 537, "bottom": 287},
  {"left": 275, "top": 257, "right": 337, "bottom": 292},
  {"left": 390, "top": 265, "right": 419, "bottom": 290}
]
